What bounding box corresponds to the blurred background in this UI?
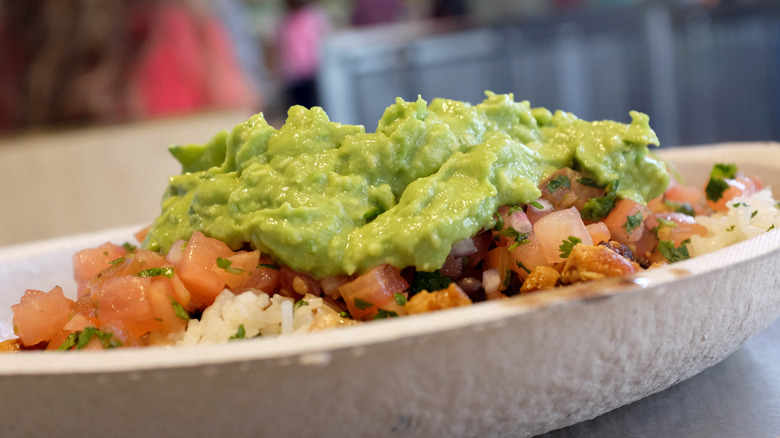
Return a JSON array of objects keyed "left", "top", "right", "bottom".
[{"left": 0, "top": 0, "right": 778, "bottom": 245}]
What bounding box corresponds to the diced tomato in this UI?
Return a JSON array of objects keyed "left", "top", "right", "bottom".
[
  {"left": 134, "top": 226, "right": 151, "bottom": 244},
  {"left": 665, "top": 183, "right": 703, "bottom": 209},
  {"left": 706, "top": 173, "right": 761, "bottom": 212},
  {"left": 92, "top": 275, "right": 186, "bottom": 338},
  {"left": 12, "top": 286, "right": 75, "bottom": 347},
  {"left": 213, "top": 250, "right": 261, "bottom": 290},
  {"left": 174, "top": 231, "right": 234, "bottom": 308},
  {"left": 586, "top": 222, "right": 611, "bottom": 245},
  {"left": 510, "top": 232, "right": 549, "bottom": 280},
  {"left": 632, "top": 227, "right": 659, "bottom": 259},
  {"left": 73, "top": 242, "right": 128, "bottom": 297},
  {"left": 603, "top": 198, "right": 651, "bottom": 244},
  {"left": 645, "top": 212, "right": 708, "bottom": 247},
  {"left": 339, "top": 264, "right": 409, "bottom": 321},
  {"left": 533, "top": 207, "right": 594, "bottom": 263},
  {"left": 484, "top": 246, "right": 513, "bottom": 286},
  {"left": 236, "top": 264, "right": 281, "bottom": 295}
]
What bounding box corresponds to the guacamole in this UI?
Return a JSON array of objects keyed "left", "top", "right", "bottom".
[{"left": 142, "top": 92, "right": 668, "bottom": 278}]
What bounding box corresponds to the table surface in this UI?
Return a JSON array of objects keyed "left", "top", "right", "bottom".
[{"left": 539, "top": 315, "right": 780, "bottom": 438}]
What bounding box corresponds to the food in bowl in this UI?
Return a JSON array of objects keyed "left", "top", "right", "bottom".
[{"left": 4, "top": 92, "right": 778, "bottom": 352}]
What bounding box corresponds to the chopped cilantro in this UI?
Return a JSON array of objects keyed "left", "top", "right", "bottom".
[
  {"left": 409, "top": 270, "right": 452, "bottom": 295},
  {"left": 492, "top": 212, "right": 505, "bottom": 231},
  {"left": 497, "top": 226, "right": 530, "bottom": 250},
  {"left": 258, "top": 263, "right": 279, "bottom": 270},
  {"left": 727, "top": 225, "right": 736, "bottom": 231},
  {"left": 751, "top": 210, "right": 758, "bottom": 218},
  {"left": 733, "top": 202, "right": 749, "bottom": 208},
  {"left": 658, "top": 240, "right": 690, "bottom": 263},
  {"left": 705, "top": 163, "right": 738, "bottom": 202},
  {"left": 109, "top": 257, "right": 125, "bottom": 265},
  {"left": 559, "top": 236, "right": 582, "bottom": 258},
  {"left": 353, "top": 298, "right": 373, "bottom": 310},
  {"left": 394, "top": 292, "right": 407, "bottom": 306},
  {"left": 528, "top": 200, "right": 544, "bottom": 210},
  {"left": 711, "top": 163, "right": 738, "bottom": 180},
  {"left": 293, "top": 300, "right": 309, "bottom": 310},
  {"left": 546, "top": 174, "right": 571, "bottom": 193},
  {"left": 663, "top": 199, "right": 695, "bottom": 216},
  {"left": 373, "top": 308, "right": 399, "bottom": 319},
  {"left": 769, "top": 224, "right": 776, "bottom": 231},
  {"left": 229, "top": 324, "right": 246, "bottom": 340},
  {"left": 122, "top": 242, "right": 137, "bottom": 252},
  {"left": 580, "top": 194, "right": 616, "bottom": 222},
  {"left": 338, "top": 310, "right": 352, "bottom": 319},
  {"left": 217, "top": 257, "right": 244, "bottom": 275},
  {"left": 57, "top": 327, "right": 121, "bottom": 351},
  {"left": 624, "top": 211, "right": 644, "bottom": 233},
  {"left": 170, "top": 297, "right": 191, "bottom": 321},
  {"left": 580, "top": 183, "right": 618, "bottom": 222},
  {"left": 57, "top": 333, "right": 78, "bottom": 351},
  {"left": 515, "top": 260, "right": 531, "bottom": 274},
  {"left": 136, "top": 267, "right": 175, "bottom": 278},
  {"left": 508, "top": 204, "right": 524, "bottom": 214},
  {"left": 576, "top": 176, "right": 604, "bottom": 188}
]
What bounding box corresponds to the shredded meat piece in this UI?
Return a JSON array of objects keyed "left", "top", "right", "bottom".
[
  {"left": 520, "top": 266, "right": 560, "bottom": 293},
  {"left": 405, "top": 283, "right": 472, "bottom": 315},
  {"left": 560, "top": 244, "right": 640, "bottom": 285}
]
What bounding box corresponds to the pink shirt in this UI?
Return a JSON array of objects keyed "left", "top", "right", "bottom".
[{"left": 278, "top": 6, "right": 330, "bottom": 84}]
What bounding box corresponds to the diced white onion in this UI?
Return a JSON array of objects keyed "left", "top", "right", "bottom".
[{"left": 451, "top": 238, "right": 478, "bottom": 257}]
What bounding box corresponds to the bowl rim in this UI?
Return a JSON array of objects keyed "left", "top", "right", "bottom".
[{"left": 1, "top": 142, "right": 779, "bottom": 376}]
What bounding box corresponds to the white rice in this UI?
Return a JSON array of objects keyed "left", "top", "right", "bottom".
[
  {"left": 173, "top": 290, "right": 332, "bottom": 346},
  {"left": 689, "top": 188, "right": 780, "bottom": 257}
]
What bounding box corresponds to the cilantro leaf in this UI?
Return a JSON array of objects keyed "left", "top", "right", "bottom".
[
  {"left": 394, "top": 292, "right": 407, "bottom": 306},
  {"left": 294, "top": 300, "right": 309, "bottom": 310},
  {"left": 229, "top": 324, "right": 246, "bottom": 340},
  {"left": 528, "top": 200, "right": 544, "bottom": 210},
  {"left": 409, "top": 270, "right": 452, "bottom": 295},
  {"left": 624, "top": 211, "right": 644, "bottom": 233},
  {"left": 58, "top": 327, "right": 121, "bottom": 351},
  {"left": 705, "top": 163, "right": 738, "bottom": 202},
  {"left": 576, "top": 176, "right": 605, "bottom": 188},
  {"left": 353, "top": 298, "right": 373, "bottom": 310},
  {"left": 580, "top": 192, "right": 617, "bottom": 222},
  {"left": 663, "top": 199, "right": 695, "bottom": 216},
  {"left": 217, "top": 257, "right": 244, "bottom": 275},
  {"left": 170, "top": 296, "right": 191, "bottom": 321},
  {"left": 546, "top": 174, "right": 571, "bottom": 193},
  {"left": 515, "top": 260, "right": 531, "bottom": 274},
  {"left": 658, "top": 240, "right": 690, "bottom": 263},
  {"left": 136, "top": 267, "right": 175, "bottom": 278},
  {"left": 559, "top": 236, "right": 582, "bottom": 258},
  {"left": 373, "top": 308, "right": 399, "bottom": 319}
]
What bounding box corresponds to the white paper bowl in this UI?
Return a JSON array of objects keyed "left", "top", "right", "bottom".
[{"left": 1, "top": 143, "right": 779, "bottom": 438}]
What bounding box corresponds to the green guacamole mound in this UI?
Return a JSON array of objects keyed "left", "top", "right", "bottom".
[{"left": 142, "top": 92, "right": 668, "bottom": 278}]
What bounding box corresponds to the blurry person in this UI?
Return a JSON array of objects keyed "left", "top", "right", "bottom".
[
  {"left": 0, "top": 0, "right": 261, "bottom": 133},
  {"left": 127, "top": 0, "right": 261, "bottom": 118},
  {"left": 276, "top": 0, "right": 331, "bottom": 109}
]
